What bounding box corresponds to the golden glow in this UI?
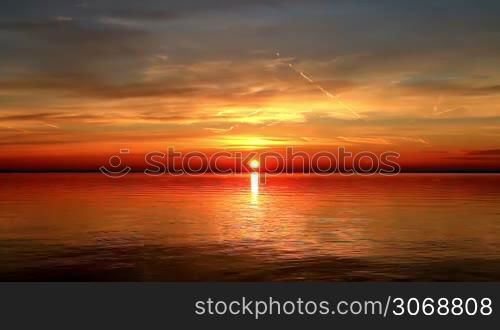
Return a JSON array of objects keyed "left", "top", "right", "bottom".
[{"left": 1, "top": 49, "right": 499, "bottom": 171}]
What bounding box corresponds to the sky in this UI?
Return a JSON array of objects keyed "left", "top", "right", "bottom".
[{"left": 0, "top": 0, "right": 499, "bottom": 171}]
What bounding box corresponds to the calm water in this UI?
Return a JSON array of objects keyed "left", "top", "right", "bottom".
[{"left": 0, "top": 173, "right": 499, "bottom": 281}]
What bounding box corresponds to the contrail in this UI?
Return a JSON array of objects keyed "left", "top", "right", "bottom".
[
  {"left": 274, "top": 52, "right": 431, "bottom": 145},
  {"left": 298, "top": 70, "right": 314, "bottom": 83},
  {"left": 433, "top": 107, "right": 460, "bottom": 116},
  {"left": 432, "top": 95, "right": 460, "bottom": 116},
  {"left": 43, "top": 123, "right": 60, "bottom": 129},
  {"left": 277, "top": 52, "right": 361, "bottom": 119}
]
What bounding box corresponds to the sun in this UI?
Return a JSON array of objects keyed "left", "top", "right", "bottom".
[{"left": 249, "top": 159, "right": 260, "bottom": 169}]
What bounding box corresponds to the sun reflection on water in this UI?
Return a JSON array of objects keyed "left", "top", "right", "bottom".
[{"left": 250, "top": 172, "right": 259, "bottom": 202}]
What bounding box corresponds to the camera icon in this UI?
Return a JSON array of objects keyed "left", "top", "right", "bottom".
[{"left": 100, "top": 149, "right": 132, "bottom": 179}]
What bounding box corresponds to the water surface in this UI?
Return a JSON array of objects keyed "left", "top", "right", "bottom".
[{"left": 0, "top": 173, "right": 499, "bottom": 281}]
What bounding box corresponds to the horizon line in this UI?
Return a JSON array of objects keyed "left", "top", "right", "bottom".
[{"left": 0, "top": 170, "right": 499, "bottom": 174}]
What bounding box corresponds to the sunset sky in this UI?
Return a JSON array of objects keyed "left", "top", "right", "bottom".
[{"left": 0, "top": 0, "right": 499, "bottom": 171}]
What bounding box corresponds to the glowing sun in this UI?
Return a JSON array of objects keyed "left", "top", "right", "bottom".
[{"left": 249, "top": 160, "right": 260, "bottom": 169}]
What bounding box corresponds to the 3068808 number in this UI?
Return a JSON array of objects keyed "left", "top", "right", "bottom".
[{"left": 392, "top": 297, "right": 493, "bottom": 316}]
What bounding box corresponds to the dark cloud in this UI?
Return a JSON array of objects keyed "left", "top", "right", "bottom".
[
  {"left": 442, "top": 149, "right": 500, "bottom": 163},
  {"left": 446, "top": 156, "right": 500, "bottom": 162},
  {"left": 0, "top": 112, "right": 65, "bottom": 121},
  {"left": 0, "top": 15, "right": 164, "bottom": 95},
  {"left": 0, "top": 0, "right": 329, "bottom": 22},
  {"left": 0, "top": 17, "right": 69, "bottom": 30},
  {"left": 467, "top": 149, "right": 500, "bottom": 156},
  {"left": 85, "top": 0, "right": 328, "bottom": 18},
  {"left": 98, "top": 10, "right": 179, "bottom": 21},
  {"left": 1, "top": 0, "right": 500, "bottom": 119},
  {"left": 0, "top": 16, "right": 151, "bottom": 52},
  {"left": 1, "top": 0, "right": 500, "bottom": 87},
  {"left": 0, "top": 76, "right": 245, "bottom": 100}
]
